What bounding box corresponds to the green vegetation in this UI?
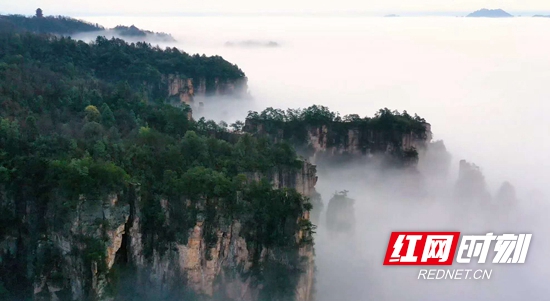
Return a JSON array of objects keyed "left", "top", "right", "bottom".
[
  {"left": 0, "top": 14, "right": 104, "bottom": 34},
  {"left": 0, "top": 31, "right": 243, "bottom": 100},
  {"left": 245, "top": 105, "right": 428, "bottom": 163},
  {"left": 113, "top": 25, "right": 175, "bottom": 41},
  {"left": 0, "top": 13, "right": 175, "bottom": 42},
  {"left": 326, "top": 190, "right": 355, "bottom": 233},
  {"left": 113, "top": 25, "right": 148, "bottom": 37},
  {"left": 0, "top": 18, "right": 427, "bottom": 300},
  {"left": 0, "top": 30, "right": 309, "bottom": 300}
]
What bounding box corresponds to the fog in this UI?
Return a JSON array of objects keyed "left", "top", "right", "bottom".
[
  {"left": 71, "top": 30, "right": 175, "bottom": 45},
  {"left": 81, "top": 15, "right": 550, "bottom": 300},
  {"left": 313, "top": 159, "right": 550, "bottom": 300}
]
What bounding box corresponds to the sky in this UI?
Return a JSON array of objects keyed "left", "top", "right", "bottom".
[{"left": 1, "top": 0, "right": 549, "bottom": 16}]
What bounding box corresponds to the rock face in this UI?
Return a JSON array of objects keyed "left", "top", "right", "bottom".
[
  {"left": 26, "top": 195, "right": 131, "bottom": 301},
  {"left": 494, "top": 181, "right": 518, "bottom": 209},
  {"left": 0, "top": 164, "right": 316, "bottom": 301},
  {"left": 326, "top": 192, "right": 355, "bottom": 234},
  {"left": 417, "top": 140, "right": 452, "bottom": 178},
  {"left": 455, "top": 160, "right": 491, "bottom": 203},
  {"left": 166, "top": 74, "right": 248, "bottom": 112},
  {"left": 246, "top": 161, "right": 318, "bottom": 197},
  {"left": 244, "top": 120, "right": 432, "bottom": 166},
  {"left": 305, "top": 124, "right": 430, "bottom": 159}
]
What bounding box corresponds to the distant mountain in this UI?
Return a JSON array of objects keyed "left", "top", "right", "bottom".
[
  {"left": 225, "top": 40, "right": 279, "bottom": 48},
  {"left": 533, "top": 15, "right": 550, "bottom": 18},
  {"left": 384, "top": 14, "right": 400, "bottom": 17},
  {"left": 112, "top": 25, "right": 175, "bottom": 41},
  {"left": 467, "top": 9, "right": 513, "bottom": 18},
  {"left": 0, "top": 14, "right": 103, "bottom": 34},
  {"left": 0, "top": 13, "right": 175, "bottom": 41}
]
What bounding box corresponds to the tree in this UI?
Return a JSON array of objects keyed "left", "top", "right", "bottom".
[
  {"left": 218, "top": 121, "right": 228, "bottom": 130},
  {"left": 36, "top": 8, "right": 43, "bottom": 18},
  {"left": 230, "top": 120, "right": 244, "bottom": 132},
  {"left": 343, "top": 114, "right": 362, "bottom": 122},
  {"left": 0, "top": 29, "right": 324, "bottom": 300},
  {"left": 24, "top": 115, "right": 39, "bottom": 139},
  {"left": 85, "top": 105, "right": 101, "bottom": 123},
  {"left": 301, "top": 105, "right": 335, "bottom": 124},
  {"left": 82, "top": 122, "right": 103, "bottom": 141},
  {"left": 100, "top": 103, "right": 115, "bottom": 128},
  {"left": 260, "top": 107, "right": 286, "bottom": 122}
]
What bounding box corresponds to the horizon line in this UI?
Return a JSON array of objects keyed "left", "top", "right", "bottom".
[{"left": 3, "top": 10, "right": 550, "bottom": 18}]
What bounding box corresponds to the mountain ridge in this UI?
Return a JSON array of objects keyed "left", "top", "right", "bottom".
[
  {"left": 466, "top": 8, "right": 513, "bottom": 18},
  {"left": 0, "top": 12, "right": 176, "bottom": 41}
]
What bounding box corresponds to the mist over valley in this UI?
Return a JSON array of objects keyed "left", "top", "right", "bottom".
[{"left": 0, "top": 9, "right": 548, "bottom": 301}]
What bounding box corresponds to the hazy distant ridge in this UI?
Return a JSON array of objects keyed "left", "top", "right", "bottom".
[
  {"left": 0, "top": 13, "right": 175, "bottom": 41},
  {"left": 467, "top": 9, "right": 513, "bottom": 18},
  {"left": 111, "top": 25, "right": 174, "bottom": 41},
  {"left": 0, "top": 14, "right": 103, "bottom": 34}
]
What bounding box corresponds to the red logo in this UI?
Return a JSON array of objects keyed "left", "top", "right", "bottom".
[{"left": 383, "top": 232, "right": 460, "bottom": 265}]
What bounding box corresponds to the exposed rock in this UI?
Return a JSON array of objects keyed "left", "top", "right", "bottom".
[
  {"left": 1, "top": 116, "right": 314, "bottom": 301},
  {"left": 495, "top": 181, "right": 518, "bottom": 208},
  {"left": 29, "top": 194, "right": 131, "bottom": 301},
  {"left": 165, "top": 74, "right": 248, "bottom": 117},
  {"left": 244, "top": 120, "right": 431, "bottom": 166},
  {"left": 455, "top": 160, "right": 491, "bottom": 203},
  {"left": 326, "top": 191, "right": 355, "bottom": 234},
  {"left": 417, "top": 140, "right": 452, "bottom": 178},
  {"left": 110, "top": 165, "right": 316, "bottom": 301}
]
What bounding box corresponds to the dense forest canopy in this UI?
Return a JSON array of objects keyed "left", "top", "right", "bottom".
[
  {"left": 0, "top": 29, "right": 309, "bottom": 300},
  {"left": 112, "top": 25, "right": 175, "bottom": 41},
  {"left": 246, "top": 105, "right": 427, "bottom": 130},
  {"left": 244, "top": 105, "right": 428, "bottom": 163},
  {"left": 0, "top": 31, "right": 244, "bottom": 101},
  {"left": 0, "top": 12, "right": 175, "bottom": 42},
  {"left": 0, "top": 14, "right": 104, "bottom": 35},
  {"left": 0, "top": 18, "right": 430, "bottom": 299}
]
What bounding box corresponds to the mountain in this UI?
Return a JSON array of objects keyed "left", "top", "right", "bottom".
[
  {"left": 0, "top": 13, "right": 175, "bottom": 41},
  {"left": 0, "top": 18, "right": 438, "bottom": 299},
  {"left": 533, "top": 15, "right": 550, "bottom": 18},
  {"left": 0, "top": 27, "right": 315, "bottom": 301},
  {"left": 225, "top": 40, "right": 280, "bottom": 48},
  {"left": 0, "top": 14, "right": 103, "bottom": 34},
  {"left": 244, "top": 107, "right": 430, "bottom": 167},
  {"left": 467, "top": 9, "right": 513, "bottom": 18},
  {"left": 112, "top": 25, "right": 175, "bottom": 41}
]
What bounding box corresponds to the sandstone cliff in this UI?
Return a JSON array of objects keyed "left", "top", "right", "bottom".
[
  {"left": 244, "top": 119, "right": 431, "bottom": 166},
  {"left": 455, "top": 159, "right": 492, "bottom": 203},
  {"left": 1, "top": 163, "right": 316, "bottom": 301},
  {"left": 166, "top": 74, "right": 248, "bottom": 113}
]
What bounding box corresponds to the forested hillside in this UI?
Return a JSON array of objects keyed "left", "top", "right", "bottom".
[
  {"left": 244, "top": 106, "right": 429, "bottom": 166},
  {"left": 0, "top": 30, "right": 313, "bottom": 300},
  {"left": 0, "top": 32, "right": 243, "bottom": 97},
  {"left": 0, "top": 12, "right": 175, "bottom": 42},
  {"left": 0, "top": 14, "right": 103, "bottom": 35},
  {"left": 0, "top": 24, "right": 429, "bottom": 301}
]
